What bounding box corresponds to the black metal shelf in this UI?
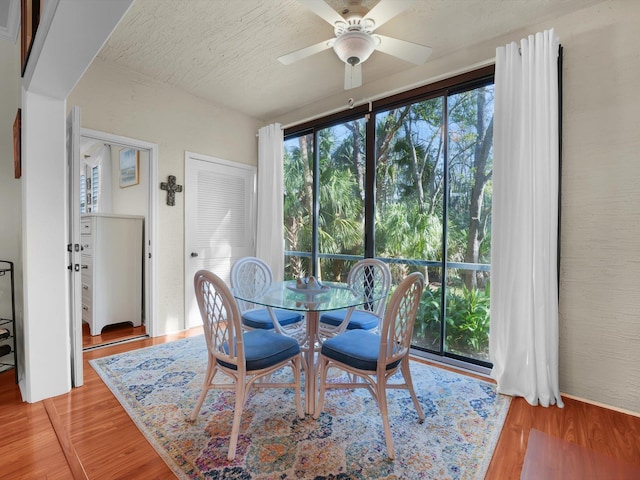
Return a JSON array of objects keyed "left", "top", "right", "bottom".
[{"left": 0, "top": 260, "right": 17, "bottom": 383}]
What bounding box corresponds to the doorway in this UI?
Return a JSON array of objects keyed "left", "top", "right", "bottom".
[{"left": 78, "top": 128, "right": 158, "bottom": 350}]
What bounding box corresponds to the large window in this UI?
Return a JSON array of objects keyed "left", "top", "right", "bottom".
[{"left": 284, "top": 66, "right": 494, "bottom": 367}]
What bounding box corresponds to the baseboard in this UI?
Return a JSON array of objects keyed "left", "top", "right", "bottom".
[
  {"left": 410, "top": 350, "right": 492, "bottom": 378},
  {"left": 560, "top": 392, "right": 640, "bottom": 418}
]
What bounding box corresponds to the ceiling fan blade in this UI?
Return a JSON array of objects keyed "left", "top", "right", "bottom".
[
  {"left": 298, "top": 0, "right": 345, "bottom": 26},
  {"left": 278, "top": 39, "right": 334, "bottom": 65},
  {"left": 375, "top": 34, "right": 432, "bottom": 65},
  {"left": 363, "top": 0, "right": 414, "bottom": 31},
  {"left": 344, "top": 63, "right": 362, "bottom": 90}
]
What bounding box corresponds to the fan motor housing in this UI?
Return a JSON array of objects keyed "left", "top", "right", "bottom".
[{"left": 333, "top": 30, "right": 377, "bottom": 65}]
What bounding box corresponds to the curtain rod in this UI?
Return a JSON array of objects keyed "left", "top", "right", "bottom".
[{"left": 275, "top": 57, "right": 495, "bottom": 130}]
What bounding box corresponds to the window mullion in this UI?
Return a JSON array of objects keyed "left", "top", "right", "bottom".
[
  {"left": 440, "top": 95, "right": 449, "bottom": 357},
  {"left": 311, "top": 130, "right": 320, "bottom": 277},
  {"left": 364, "top": 113, "right": 375, "bottom": 258}
]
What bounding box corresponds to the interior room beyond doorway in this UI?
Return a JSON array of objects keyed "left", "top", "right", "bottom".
[{"left": 79, "top": 135, "right": 151, "bottom": 350}]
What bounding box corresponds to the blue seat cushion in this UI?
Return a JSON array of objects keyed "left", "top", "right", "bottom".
[
  {"left": 319, "top": 309, "right": 379, "bottom": 330},
  {"left": 321, "top": 329, "right": 400, "bottom": 372},
  {"left": 219, "top": 330, "right": 300, "bottom": 371},
  {"left": 242, "top": 308, "right": 303, "bottom": 330}
]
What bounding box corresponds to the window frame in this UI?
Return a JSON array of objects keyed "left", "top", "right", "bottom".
[{"left": 284, "top": 66, "right": 495, "bottom": 371}]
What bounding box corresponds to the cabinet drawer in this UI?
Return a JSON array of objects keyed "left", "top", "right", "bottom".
[
  {"left": 81, "top": 303, "right": 92, "bottom": 322},
  {"left": 80, "top": 219, "right": 92, "bottom": 235},
  {"left": 81, "top": 282, "right": 92, "bottom": 304},
  {"left": 81, "top": 256, "right": 93, "bottom": 277},
  {"left": 80, "top": 236, "right": 93, "bottom": 256},
  {"left": 81, "top": 296, "right": 92, "bottom": 311}
]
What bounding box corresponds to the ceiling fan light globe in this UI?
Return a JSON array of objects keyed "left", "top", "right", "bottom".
[{"left": 333, "top": 31, "right": 376, "bottom": 66}]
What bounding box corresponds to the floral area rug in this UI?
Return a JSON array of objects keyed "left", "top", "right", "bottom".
[{"left": 90, "top": 335, "right": 510, "bottom": 479}]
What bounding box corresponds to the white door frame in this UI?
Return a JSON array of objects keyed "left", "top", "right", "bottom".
[
  {"left": 67, "top": 107, "right": 83, "bottom": 387},
  {"left": 80, "top": 128, "right": 159, "bottom": 338}
]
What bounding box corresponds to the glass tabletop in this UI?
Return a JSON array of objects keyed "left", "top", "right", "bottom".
[{"left": 233, "top": 280, "right": 382, "bottom": 312}]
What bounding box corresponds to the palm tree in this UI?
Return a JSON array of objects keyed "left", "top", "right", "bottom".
[{"left": 284, "top": 124, "right": 364, "bottom": 281}]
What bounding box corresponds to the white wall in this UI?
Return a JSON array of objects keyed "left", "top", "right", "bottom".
[
  {"left": 109, "top": 146, "right": 149, "bottom": 217},
  {"left": 19, "top": 0, "right": 134, "bottom": 402},
  {"left": 0, "top": 36, "right": 22, "bottom": 379},
  {"left": 68, "top": 58, "right": 261, "bottom": 335},
  {"left": 21, "top": 90, "right": 70, "bottom": 400},
  {"left": 276, "top": 0, "right": 640, "bottom": 414},
  {"left": 554, "top": 0, "right": 640, "bottom": 414}
]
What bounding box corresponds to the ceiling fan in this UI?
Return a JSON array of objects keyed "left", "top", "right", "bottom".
[{"left": 278, "top": 0, "right": 432, "bottom": 90}]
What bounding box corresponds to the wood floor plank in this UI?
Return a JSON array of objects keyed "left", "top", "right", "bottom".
[
  {"left": 44, "top": 397, "right": 89, "bottom": 480},
  {"left": 521, "top": 428, "right": 640, "bottom": 480},
  {"left": 0, "top": 370, "right": 73, "bottom": 479},
  {"left": 485, "top": 395, "right": 640, "bottom": 479},
  {"left": 2, "top": 327, "right": 639, "bottom": 479}
]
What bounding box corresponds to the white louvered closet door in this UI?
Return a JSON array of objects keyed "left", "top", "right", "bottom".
[{"left": 185, "top": 152, "right": 256, "bottom": 329}]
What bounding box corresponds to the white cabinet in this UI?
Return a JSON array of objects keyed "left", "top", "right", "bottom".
[{"left": 81, "top": 214, "right": 144, "bottom": 336}]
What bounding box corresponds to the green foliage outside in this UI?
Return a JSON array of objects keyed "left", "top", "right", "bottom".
[
  {"left": 283, "top": 83, "right": 494, "bottom": 363},
  {"left": 413, "top": 283, "right": 491, "bottom": 362}
]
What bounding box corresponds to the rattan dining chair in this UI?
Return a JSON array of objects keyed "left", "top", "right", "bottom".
[
  {"left": 189, "top": 270, "right": 304, "bottom": 460},
  {"left": 318, "top": 258, "right": 392, "bottom": 339},
  {"left": 313, "top": 272, "right": 426, "bottom": 460},
  {"left": 231, "top": 256, "right": 304, "bottom": 334}
]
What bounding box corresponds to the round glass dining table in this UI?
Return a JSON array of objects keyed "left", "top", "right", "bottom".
[{"left": 233, "top": 280, "right": 385, "bottom": 415}]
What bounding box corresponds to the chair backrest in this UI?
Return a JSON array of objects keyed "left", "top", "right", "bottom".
[
  {"left": 378, "top": 272, "right": 425, "bottom": 367},
  {"left": 194, "top": 269, "right": 244, "bottom": 369},
  {"left": 230, "top": 256, "right": 274, "bottom": 313},
  {"left": 347, "top": 258, "right": 392, "bottom": 318}
]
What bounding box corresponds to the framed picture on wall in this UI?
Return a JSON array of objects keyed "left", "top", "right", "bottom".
[
  {"left": 119, "top": 148, "right": 139, "bottom": 188},
  {"left": 13, "top": 109, "right": 21, "bottom": 179}
]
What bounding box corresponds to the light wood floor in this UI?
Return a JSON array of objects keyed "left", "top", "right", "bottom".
[
  {"left": 82, "top": 322, "right": 147, "bottom": 350},
  {"left": 1, "top": 328, "right": 639, "bottom": 479}
]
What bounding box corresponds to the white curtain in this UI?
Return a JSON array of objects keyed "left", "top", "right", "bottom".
[
  {"left": 83, "top": 144, "right": 113, "bottom": 213},
  {"left": 489, "top": 29, "right": 563, "bottom": 407},
  {"left": 256, "top": 124, "right": 285, "bottom": 280}
]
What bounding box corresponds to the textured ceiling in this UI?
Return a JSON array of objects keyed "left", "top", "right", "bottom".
[{"left": 97, "top": 0, "right": 599, "bottom": 121}]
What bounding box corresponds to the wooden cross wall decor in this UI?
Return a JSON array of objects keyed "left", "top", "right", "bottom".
[{"left": 160, "top": 175, "right": 183, "bottom": 206}]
